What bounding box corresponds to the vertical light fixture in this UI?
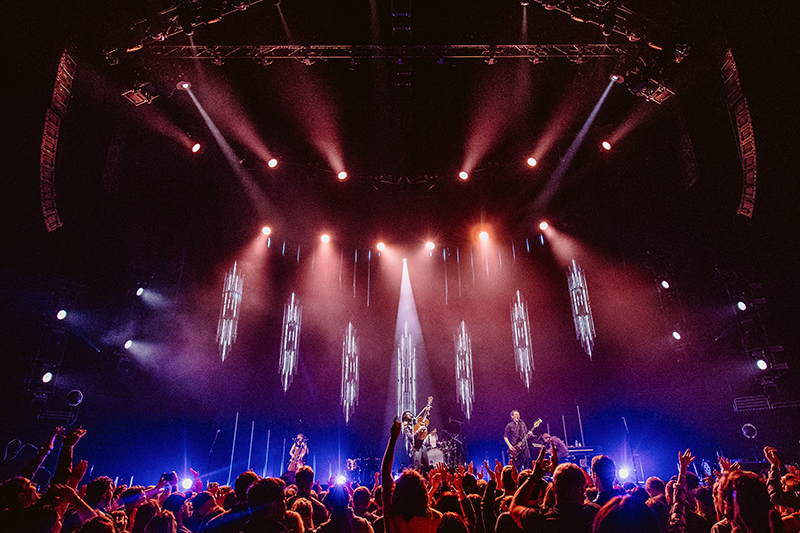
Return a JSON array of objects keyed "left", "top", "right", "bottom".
[
  {"left": 341, "top": 322, "right": 359, "bottom": 424},
  {"left": 397, "top": 321, "right": 417, "bottom": 416},
  {"left": 510, "top": 290, "right": 534, "bottom": 388},
  {"left": 568, "top": 259, "right": 596, "bottom": 359},
  {"left": 279, "top": 293, "right": 302, "bottom": 392},
  {"left": 454, "top": 321, "right": 474, "bottom": 420},
  {"left": 217, "top": 262, "right": 244, "bottom": 362}
]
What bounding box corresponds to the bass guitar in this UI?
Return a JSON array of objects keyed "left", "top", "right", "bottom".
[{"left": 508, "top": 418, "right": 542, "bottom": 460}]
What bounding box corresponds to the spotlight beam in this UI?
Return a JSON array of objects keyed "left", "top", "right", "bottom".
[
  {"left": 529, "top": 77, "right": 617, "bottom": 215},
  {"left": 181, "top": 86, "right": 278, "bottom": 220}
]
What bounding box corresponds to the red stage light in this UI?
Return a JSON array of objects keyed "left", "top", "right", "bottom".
[
  {"left": 321, "top": 234, "right": 330, "bottom": 243},
  {"left": 527, "top": 157, "right": 537, "bottom": 167}
]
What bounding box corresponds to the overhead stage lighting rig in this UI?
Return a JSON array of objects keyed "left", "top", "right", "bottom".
[
  {"left": 530, "top": 1, "right": 690, "bottom": 59},
  {"left": 102, "top": 0, "right": 265, "bottom": 57},
  {"left": 143, "top": 43, "right": 636, "bottom": 62}
]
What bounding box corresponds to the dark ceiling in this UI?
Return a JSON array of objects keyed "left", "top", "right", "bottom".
[{"left": 2, "top": 0, "right": 799, "bottom": 483}]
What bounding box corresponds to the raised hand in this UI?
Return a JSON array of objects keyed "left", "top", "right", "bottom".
[
  {"left": 718, "top": 456, "right": 733, "bottom": 473},
  {"left": 68, "top": 460, "right": 88, "bottom": 489},
  {"left": 62, "top": 427, "right": 87, "bottom": 448},
  {"left": 390, "top": 417, "right": 401, "bottom": 441},
  {"left": 531, "top": 446, "right": 548, "bottom": 480},
  {"left": 190, "top": 467, "right": 203, "bottom": 493},
  {"left": 678, "top": 449, "right": 695, "bottom": 473},
  {"left": 49, "top": 483, "right": 79, "bottom": 505},
  {"left": 550, "top": 443, "right": 559, "bottom": 471},
  {"left": 484, "top": 460, "right": 494, "bottom": 482},
  {"left": 764, "top": 447, "right": 781, "bottom": 470},
  {"left": 45, "top": 426, "right": 65, "bottom": 451}
]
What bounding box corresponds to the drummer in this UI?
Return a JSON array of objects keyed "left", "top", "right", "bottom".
[
  {"left": 424, "top": 428, "right": 443, "bottom": 466},
  {"left": 424, "top": 428, "right": 439, "bottom": 449}
]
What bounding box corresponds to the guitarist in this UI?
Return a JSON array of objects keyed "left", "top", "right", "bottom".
[
  {"left": 401, "top": 397, "right": 433, "bottom": 473},
  {"left": 504, "top": 410, "right": 534, "bottom": 471}
]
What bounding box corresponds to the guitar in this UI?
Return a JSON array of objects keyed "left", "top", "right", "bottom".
[
  {"left": 414, "top": 396, "right": 433, "bottom": 440},
  {"left": 508, "top": 418, "right": 542, "bottom": 460}
]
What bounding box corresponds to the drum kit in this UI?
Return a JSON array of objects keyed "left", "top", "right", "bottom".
[
  {"left": 431, "top": 430, "right": 464, "bottom": 469},
  {"left": 344, "top": 430, "right": 466, "bottom": 484}
]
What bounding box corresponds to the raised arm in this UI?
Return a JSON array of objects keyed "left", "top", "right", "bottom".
[
  {"left": 382, "top": 417, "right": 401, "bottom": 533},
  {"left": 668, "top": 448, "right": 694, "bottom": 533},
  {"left": 510, "top": 446, "right": 547, "bottom": 529},
  {"left": 20, "top": 426, "right": 63, "bottom": 481},
  {"left": 53, "top": 427, "right": 86, "bottom": 485},
  {"left": 765, "top": 446, "right": 800, "bottom": 509}
]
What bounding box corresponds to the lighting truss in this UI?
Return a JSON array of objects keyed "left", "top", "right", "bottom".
[
  {"left": 397, "top": 322, "right": 417, "bottom": 417},
  {"left": 141, "top": 43, "right": 636, "bottom": 62},
  {"left": 454, "top": 321, "right": 474, "bottom": 421},
  {"left": 568, "top": 259, "right": 596, "bottom": 360},
  {"left": 216, "top": 261, "right": 243, "bottom": 362},
  {"left": 341, "top": 322, "right": 359, "bottom": 424},
  {"left": 510, "top": 290, "right": 535, "bottom": 388},
  {"left": 279, "top": 293, "right": 302, "bottom": 393}
]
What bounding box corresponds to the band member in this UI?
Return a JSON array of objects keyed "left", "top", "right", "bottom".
[
  {"left": 288, "top": 433, "right": 308, "bottom": 472},
  {"left": 540, "top": 433, "right": 570, "bottom": 461},
  {"left": 400, "top": 411, "right": 415, "bottom": 469},
  {"left": 423, "top": 428, "right": 439, "bottom": 450},
  {"left": 504, "top": 410, "right": 531, "bottom": 471},
  {"left": 424, "top": 428, "right": 445, "bottom": 467},
  {"left": 401, "top": 408, "right": 431, "bottom": 473}
]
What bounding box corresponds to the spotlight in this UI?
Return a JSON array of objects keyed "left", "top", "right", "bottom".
[
  {"left": 124, "top": 340, "right": 133, "bottom": 349},
  {"left": 377, "top": 242, "right": 385, "bottom": 251},
  {"left": 262, "top": 226, "right": 272, "bottom": 236},
  {"left": 42, "top": 372, "right": 54, "bottom": 384},
  {"left": 661, "top": 280, "right": 670, "bottom": 289},
  {"left": 268, "top": 158, "right": 278, "bottom": 168},
  {"left": 335, "top": 475, "right": 347, "bottom": 485},
  {"left": 520, "top": 0, "right": 529, "bottom": 4},
  {"left": 321, "top": 234, "right": 330, "bottom": 243},
  {"left": 177, "top": 81, "right": 191, "bottom": 90},
  {"left": 182, "top": 478, "right": 193, "bottom": 490},
  {"left": 527, "top": 157, "right": 537, "bottom": 167},
  {"left": 610, "top": 74, "right": 624, "bottom": 84},
  {"left": 479, "top": 231, "right": 489, "bottom": 241},
  {"left": 756, "top": 359, "right": 768, "bottom": 371},
  {"left": 337, "top": 171, "right": 348, "bottom": 180},
  {"left": 672, "top": 331, "right": 682, "bottom": 340},
  {"left": 425, "top": 242, "right": 435, "bottom": 250},
  {"left": 458, "top": 171, "right": 469, "bottom": 180},
  {"left": 539, "top": 221, "right": 548, "bottom": 231},
  {"left": 601, "top": 141, "right": 612, "bottom": 151},
  {"left": 618, "top": 468, "right": 630, "bottom": 480},
  {"left": 56, "top": 309, "right": 67, "bottom": 320},
  {"left": 737, "top": 301, "right": 747, "bottom": 311},
  {"left": 402, "top": 258, "right": 407, "bottom": 264},
  {"left": 136, "top": 287, "right": 145, "bottom": 296},
  {"left": 191, "top": 143, "right": 202, "bottom": 153}
]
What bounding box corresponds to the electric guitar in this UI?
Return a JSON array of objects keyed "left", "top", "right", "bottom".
[
  {"left": 508, "top": 418, "right": 542, "bottom": 460},
  {"left": 414, "top": 396, "right": 433, "bottom": 440}
]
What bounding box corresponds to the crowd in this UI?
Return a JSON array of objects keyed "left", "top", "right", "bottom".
[{"left": 1, "top": 422, "right": 798, "bottom": 533}]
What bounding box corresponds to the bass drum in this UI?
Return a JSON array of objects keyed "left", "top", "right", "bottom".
[{"left": 427, "top": 448, "right": 444, "bottom": 466}]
